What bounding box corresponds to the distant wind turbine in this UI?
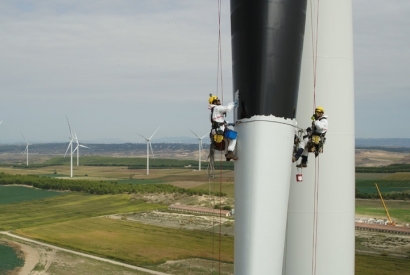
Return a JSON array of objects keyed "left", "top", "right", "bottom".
[
  {"left": 73, "top": 132, "right": 90, "bottom": 166},
  {"left": 21, "top": 133, "right": 30, "bottom": 166},
  {"left": 136, "top": 126, "right": 160, "bottom": 175},
  {"left": 189, "top": 129, "right": 208, "bottom": 171},
  {"left": 64, "top": 116, "right": 75, "bottom": 177}
]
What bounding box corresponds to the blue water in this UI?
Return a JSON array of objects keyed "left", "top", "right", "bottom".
[{"left": 0, "top": 243, "right": 24, "bottom": 274}]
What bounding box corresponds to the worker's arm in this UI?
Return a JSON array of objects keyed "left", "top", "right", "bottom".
[{"left": 220, "top": 102, "right": 235, "bottom": 113}]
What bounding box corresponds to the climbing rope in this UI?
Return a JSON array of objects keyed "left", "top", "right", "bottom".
[
  {"left": 207, "top": 1, "right": 225, "bottom": 274},
  {"left": 310, "top": 1, "right": 321, "bottom": 275}
]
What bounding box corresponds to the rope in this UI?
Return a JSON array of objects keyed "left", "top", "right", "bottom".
[
  {"left": 207, "top": 1, "right": 225, "bottom": 274},
  {"left": 309, "top": 1, "right": 321, "bottom": 275}
]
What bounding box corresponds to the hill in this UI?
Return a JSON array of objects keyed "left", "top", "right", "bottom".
[{"left": 356, "top": 138, "right": 410, "bottom": 148}]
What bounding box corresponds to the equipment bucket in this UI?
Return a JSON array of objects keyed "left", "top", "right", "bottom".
[
  {"left": 296, "top": 174, "right": 303, "bottom": 182},
  {"left": 225, "top": 130, "right": 237, "bottom": 139}
]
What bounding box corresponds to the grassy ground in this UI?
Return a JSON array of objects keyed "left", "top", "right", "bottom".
[
  {"left": 0, "top": 193, "right": 166, "bottom": 231},
  {"left": 0, "top": 185, "right": 62, "bottom": 204},
  {"left": 1, "top": 166, "right": 410, "bottom": 274},
  {"left": 356, "top": 199, "right": 410, "bottom": 223},
  {"left": 355, "top": 254, "right": 410, "bottom": 275},
  {"left": 15, "top": 217, "right": 234, "bottom": 266}
]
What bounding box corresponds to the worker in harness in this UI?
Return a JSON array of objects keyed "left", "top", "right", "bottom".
[
  {"left": 294, "top": 127, "right": 311, "bottom": 168},
  {"left": 297, "top": 106, "right": 328, "bottom": 168},
  {"left": 310, "top": 106, "right": 328, "bottom": 156},
  {"left": 208, "top": 94, "right": 238, "bottom": 161}
]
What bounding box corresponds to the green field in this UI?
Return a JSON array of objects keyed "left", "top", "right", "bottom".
[
  {"left": 356, "top": 199, "right": 410, "bottom": 223},
  {"left": 0, "top": 193, "right": 166, "bottom": 231},
  {"left": 0, "top": 166, "right": 409, "bottom": 274},
  {"left": 356, "top": 180, "right": 410, "bottom": 194},
  {"left": 0, "top": 185, "right": 62, "bottom": 204},
  {"left": 355, "top": 254, "right": 410, "bottom": 275},
  {"left": 15, "top": 217, "right": 234, "bottom": 266}
]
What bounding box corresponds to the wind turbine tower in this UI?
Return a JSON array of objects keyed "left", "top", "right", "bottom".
[
  {"left": 73, "top": 132, "right": 90, "bottom": 166},
  {"left": 189, "top": 129, "right": 207, "bottom": 171},
  {"left": 21, "top": 133, "right": 30, "bottom": 166},
  {"left": 136, "top": 126, "right": 160, "bottom": 175},
  {"left": 64, "top": 117, "right": 75, "bottom": 178}
]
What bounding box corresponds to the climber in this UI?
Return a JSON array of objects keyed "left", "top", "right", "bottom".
[
  {"left": 310, "top": 106, "right": 328, "bottom": 156},
  {"left": 295, "top": 127, "right": 311, "bottom": 168},
  {"left": 296, "top": 106, "right": 328, "bottom": 168},
  {"left": 208, "top": 94, "right": 238, "bottom": 161}
]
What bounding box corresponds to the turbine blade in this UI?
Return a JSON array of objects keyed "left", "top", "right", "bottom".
[
  {"left": 20, "top": 132, "right": 29, "bottom": 144},
  {"left": 189, "top": 129, "right": 200, "bottom": 139},
  {"left": 0, "top": 120, "right": 2, "bottom": 125},
  {"left": 79, "top": 145, "right": 90, "bottom": 149},
  {"left": 201, "top": 133, "right": 208, "bottom": 139},
  {"left": 149, "top": 126, "right": 160, "bottom": 140},
  {"left": 136, "top": 133, "right": 149, "bottom": 140},
  {"left": 64, "top": 139, "right": 73, "bottom": 157},
  {"left": 66, "top": 116, "right": 73, "bottom": 137}
]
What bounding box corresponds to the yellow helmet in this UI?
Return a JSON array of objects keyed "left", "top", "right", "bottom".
[
  {"left": 209, "top": 95, "right": 219, "bottom": 104},
  {"left": 315, "top": 106, "right": 325, "bottom": 113}
]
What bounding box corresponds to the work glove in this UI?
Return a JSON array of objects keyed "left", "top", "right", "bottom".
[
  {"left": 234, "top": 100, "right": 239, "bottom": 108},
  {"left": 311, "top": 114, "right": 316, "bottom": 121},
  {"left": 292, "top": 156, "right": 296, "bottom": 163}
]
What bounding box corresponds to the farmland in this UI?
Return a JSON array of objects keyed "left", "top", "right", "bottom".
[{"left": 0, "top": 150, "right": 410, "bottom": 274}]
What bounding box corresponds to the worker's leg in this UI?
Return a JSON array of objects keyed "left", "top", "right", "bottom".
[
  {"left": 227, "top": 138, "right": 236, "bottom": 152},
  {"left": 226, "top": 138, "right": 238, "bottom": 160},
  {"left": 297, "top": 150, "right": 308, "bottom": 168}
]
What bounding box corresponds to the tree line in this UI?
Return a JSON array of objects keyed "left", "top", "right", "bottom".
[
  {"left": 356, "top": 164, "right": 410, "bottom": 173},
  {"left": 0, "top": 173, "right": 226, "bottom": 197},
  {"left": 355, "top": 188, "right": 410, "bottom": 200},
  {"left": 2, "top": 156, "right": 234, "bottom": 170}
]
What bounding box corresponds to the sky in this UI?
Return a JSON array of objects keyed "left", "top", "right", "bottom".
[{"left": 0, "top": 0, "right": 409, "bottom": 144}]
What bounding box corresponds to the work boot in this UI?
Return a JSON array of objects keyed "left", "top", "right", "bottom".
[
  {"left": 226, "top": 151, "right": 238, "bottom": 161},
  {"left": 225, "top": 153, "right": 230, "bottom": 162},
  {"left": 296, "top": 162, "right": 307, "bottom": 168}
]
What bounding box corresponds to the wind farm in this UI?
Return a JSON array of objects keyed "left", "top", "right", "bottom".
[{"left": 1, "top": 1, "right": 409, "bottom": 275}]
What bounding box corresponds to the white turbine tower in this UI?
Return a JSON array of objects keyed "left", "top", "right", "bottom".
[
  {"left": 73, "top": 132, "right": 89, "bottom": 166},
  {"left": 189, "top": 129, "right": 207, "bottom": 171},
  {"left": 64, "top": 116, "right": 75, "bottom": 178},
  {"left": 136, "top": 126, "right": 160, "bottom": 175},
  {"left": 21, "top": 133, "right": 30, "bottom": 166}
]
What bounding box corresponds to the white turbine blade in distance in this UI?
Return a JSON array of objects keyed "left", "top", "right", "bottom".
[
  {"left": 136, "top": 133, "right": 149, "bottom": 141},
  {"left": 79, "top": 145, "right": 90, "bottom": 149},
  {"left": 149, "top": 126, "right": 160, "bottom": 140},
  {"left": 20, "top": 133, "right": 28, "bottom": 144},
  {"left": 66, "top": 116, "right": 73, "bottom": 137},
  {"left": 0, "top": 120, "right": 2, "bottom": 125},
  {"left": 64, "top": 140, "right": 73, "bottom": 157},
  {"left": 201, "top": 133, "right": 208, "bottom": 139},
  {"left": 189, "top": 129, "right": 201, "bottom": 139}
]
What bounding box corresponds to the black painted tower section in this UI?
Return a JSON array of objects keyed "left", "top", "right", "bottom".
[{"left": 231, "top": 0, "right": 308, "bottom": 119}]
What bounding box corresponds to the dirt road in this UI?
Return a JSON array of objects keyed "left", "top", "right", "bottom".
[{"left": 1, "top": 232, "right": 170, "bottom": 275}]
